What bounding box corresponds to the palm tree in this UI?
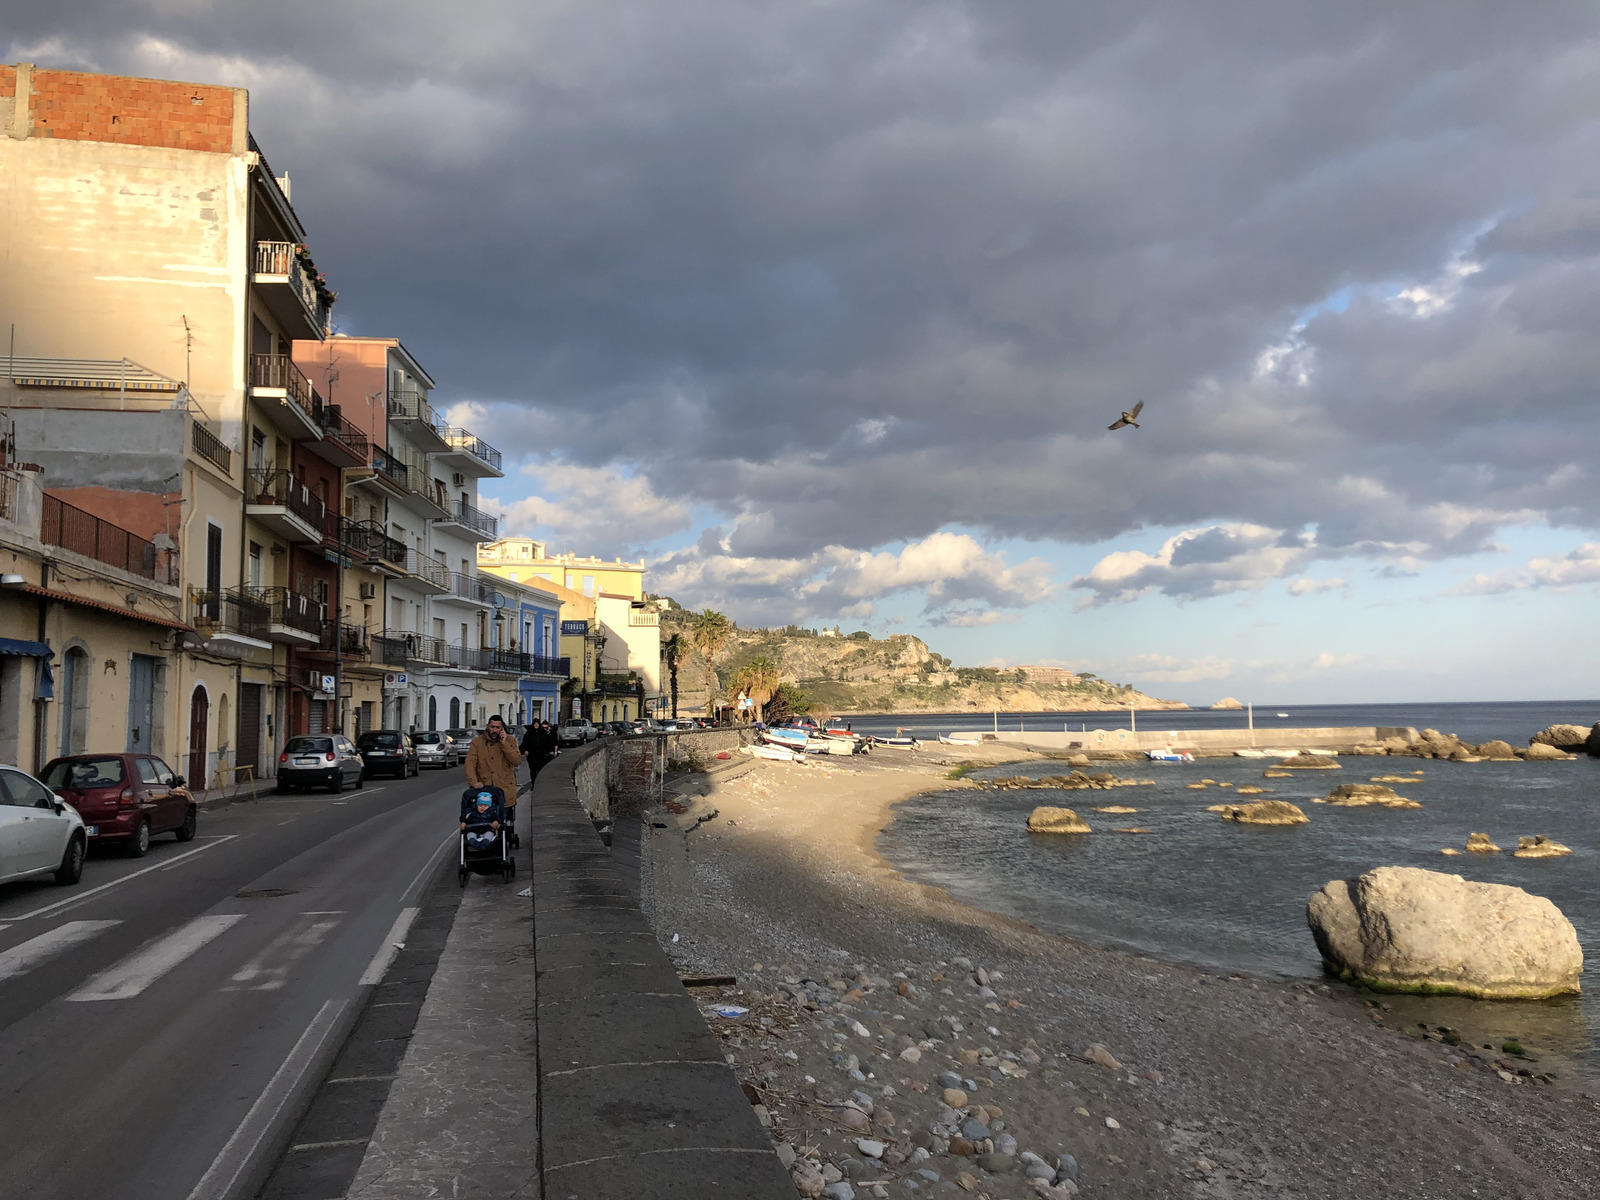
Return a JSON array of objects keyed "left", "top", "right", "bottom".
[
  {"left": 742, "top": 655, "right": 781, "bottom": 723},
  {"left": 688, "top": 609, "right": 733, "bottom": 716},
  {"left": 662, "top": 634, "right": 682, "bottom": 718}
]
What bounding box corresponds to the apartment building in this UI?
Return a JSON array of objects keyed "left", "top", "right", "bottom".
[{"left": 0, "top": 62, "right": 347, "bottom": 783}]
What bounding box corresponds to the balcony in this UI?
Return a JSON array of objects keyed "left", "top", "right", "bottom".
[
  {"left": 435, "top": 424, "right": 504, "bottom": 478},
  {"left": 393, "top": 445, "right": 448, "bottom": 517},
  {"left": 317, "top": 620, "right": 371, "bottom": 660},
  {"left": 374, "top": 630, "right": 452, "bottom": 668},
  {"left": 386, "top": 383, "right": 450, "bottom": 452},
  {"left": 249, "top": 353, "right": 322, "bottom": 440},
  {"left": 247, "top": 586, "right": 323, "bottom": 644},
  {"left": 253, "top": 240, "right": 332, "bottom": 339},
  {"left": 187, "top": 588, "right": 272, "bottom": 657},
  {"left": 406, "top": 550, "right": 452, "bottom": 593},
  {"left": 628, "top": 607, "right": 660, "bottom": 627},
  {"left": 362, "top": 446, "right": 410, "bottom": 497},
  {"left": 41, "top": 493, "right": 178, "bottom": 586},
  {"left": 434, "top": 569, "right": 495, "bottom": 608},
  {"left": 484, "top": 650, "right": 570, "bottom": 678},
  {"left": 432, "top": 497, "right": 498, "bottom": 542},
  {"left": 190, "top": 422, "right": 233, "bottom": 475},
  {"left": 357, "top": 521, "right": 408, "bottom": 577},
  {"left": 449, "top": 645, "right": 494, "bottom": 673},
  {"left": 322, "top": 513, "right": 371, "bottom": 561},
  {"left": 307, "top": 403, "right": 369, "bottom": 469},
  {"left": 245, "top": 469, "right": 325, "bottom": 543}
]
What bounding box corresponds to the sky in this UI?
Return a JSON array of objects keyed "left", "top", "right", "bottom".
[{"left": 10, "top": 2, "right": 1599, "bottom": 705}]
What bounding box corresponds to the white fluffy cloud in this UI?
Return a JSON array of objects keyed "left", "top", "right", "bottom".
[
  {"left": 1447, "top": 542, "right": 1600, "bottom": 595},
  {"left": 1286, "top": 577, "right": 1348, "bottom": 596},
  {"left": 484, "top": 461, "right": 692, "bottom": 552},
  {"left": 1070, "top": 524, "right": 1318, "bottom": 607}
]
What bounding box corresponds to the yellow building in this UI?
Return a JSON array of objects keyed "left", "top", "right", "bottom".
[{"left": 478, "top": 539, "right": 644, "bottom": 600}]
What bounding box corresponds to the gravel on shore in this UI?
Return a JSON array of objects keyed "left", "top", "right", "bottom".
[{"left": 646, "top": 748, "right": 1599, "bottom": 1199}]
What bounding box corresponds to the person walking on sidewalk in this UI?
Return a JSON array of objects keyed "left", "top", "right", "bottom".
[
  {"left": 465, "top": 715, "right": 523, "bottom": 847},
  {"left": 520, "top": 719, "right": 558, "bottom": 793}
]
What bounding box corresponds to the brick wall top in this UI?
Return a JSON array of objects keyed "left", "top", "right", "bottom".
[
  {"left": 24, "top": 67, "right": 238, "bottom": 153},
  {"left": 0, "top": 65, "right": 15, "bottom": 99}
]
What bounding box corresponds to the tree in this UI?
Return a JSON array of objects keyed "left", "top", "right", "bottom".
[
  {"left": 662, "top": 633, "right": 682, "bottom": 718},
  {"left": 688, "top": 609, "right": 733, "bottom": 715},
  {"left": 764, "top": 682, "right": 812, "bottom": 725},
  {"left": 741, "top": 655, "right": 781, "bottom": 722}
]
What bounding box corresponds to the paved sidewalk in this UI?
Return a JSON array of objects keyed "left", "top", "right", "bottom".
[{"left": 344, "top": 857, "right": 539, "bottom": 1198}]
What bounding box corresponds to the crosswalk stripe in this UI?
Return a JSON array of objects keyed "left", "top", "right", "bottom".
[
  {"left": 0, "top": 920, "right": 121, "bottom": 980},
  {"left": 228, "top": 919, "right": 340, "bottom": 991},
  {"left": 66, "top": 914, "right": 246, "bottom": 1002}
]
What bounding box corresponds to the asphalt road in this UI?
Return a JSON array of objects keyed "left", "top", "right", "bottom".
[{"left": 0, "top": 767, "right": 476, "bottom": 1200}]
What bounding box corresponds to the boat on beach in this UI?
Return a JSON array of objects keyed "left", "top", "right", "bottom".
[
  {"left": 1145, "top": 749, "right": 1195, "bottom": 762},
  {"left": 939, "top": 734, "right": 981, "bottom": 746},
  {"left": 872, "top": 735, "right": 921, "bottom": 750},
  {"left": 762, "top": 727, "right": 812, "bottom": 750}
]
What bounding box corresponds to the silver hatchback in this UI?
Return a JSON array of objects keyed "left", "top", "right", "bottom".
[{"left": 412, "top": 731, "right": 461, "bottom": 769}]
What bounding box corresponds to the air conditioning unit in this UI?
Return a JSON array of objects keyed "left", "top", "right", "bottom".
[
  {"left": 359, "top": 582, "right": 377, "bottom": 599},
  {"left": 303, "top": 669, "right": 323, "bottom": 690},
  {"left": 452, "top": 472, "right": 465, "bottom": 487}
]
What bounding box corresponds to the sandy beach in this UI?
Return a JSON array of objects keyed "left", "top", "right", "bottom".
[{"left": 648, "top": 746, "right": 1598, "bottom": 1199}]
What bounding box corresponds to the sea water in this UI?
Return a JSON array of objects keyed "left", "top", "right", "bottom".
[{"left": 874, "top": 701, "right": 1599, "bottom": 1074}]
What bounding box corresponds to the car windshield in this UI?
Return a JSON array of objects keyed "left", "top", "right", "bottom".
[
  {"left": 414, "top": 733, "right": 443, "bottom": 745},
  {"left": 42, "top": 757, "right": 125, "bottom": 789},
  {"left": 286, "top": 737, "right": 333, "bottom": 754},
  {"left": 565, "top": 719, "right": 586, "bottom": 727},
  {"left": 360, "top": 733, "right": 402, "bottom": 747}
]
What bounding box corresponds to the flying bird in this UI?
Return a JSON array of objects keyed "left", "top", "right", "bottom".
[{"left": 1108, "top": 401, "right": 1144, "bottom": 431}]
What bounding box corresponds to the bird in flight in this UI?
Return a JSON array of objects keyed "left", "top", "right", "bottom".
[{"left": 1108, "top": 401, "right": 1144, "bottom": 431}]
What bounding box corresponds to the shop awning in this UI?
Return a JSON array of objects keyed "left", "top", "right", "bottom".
[{"left": 0, "top": 638, "right": 55, "bottom": 699}]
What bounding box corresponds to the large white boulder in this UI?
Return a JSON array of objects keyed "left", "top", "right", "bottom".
[
  {"left": 1529, "top": 723, "right": 1590, "bottom": 750},
  {"left": 1306, "top": 866, "right": 1582, "bottom": 999}
]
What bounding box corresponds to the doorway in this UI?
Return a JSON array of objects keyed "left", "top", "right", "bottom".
[
  {"left": 188, "top": 686, "right": 209, "bottom": 789},
  {"left": 128, "top": 655, "right": 157, "bottom": 754},
  {"left": 428, "top": 695, "right": 437, "bottom": 731},
  {"left": 58, "top": 647, "right": 90, "bottom": 756},
  {"left": 237, "top": 683, "right": 263, "bottom": 777}
]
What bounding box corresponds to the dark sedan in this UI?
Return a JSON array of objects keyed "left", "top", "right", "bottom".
[{"left": 357, "top": 730, "right": 419, "bottom": 779}]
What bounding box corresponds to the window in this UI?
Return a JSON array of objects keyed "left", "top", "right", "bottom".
[
  {"left": 1, "top": 767, "right": 54, "bottom": 808},
  {"left": 42, "top": 757, "right": 125, "bottom": 789},
  {"left": 248, "top": 542, "right": 263, "bottom": 589},
  {"left": 135, "top": 758, "right": 161, "bottom": 784},
  {"left": 449, "top": 697, "right": 460, "bottom": 727},
  {"left": 582, "top": 575, "right": 594, "bottom": 596},
  {"left": 151, "top": 757, "right": 177, "bottom": 785},
  {"left": 391, "top": 597, "right": 406, "bottom": 631},
  {"left": 206, "top": 522, "right": 224, "bottom": 600},
  {"left": 251, "top": 428, "right": 268, "bottom": 471}
]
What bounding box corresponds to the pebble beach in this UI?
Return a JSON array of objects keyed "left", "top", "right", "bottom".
[{"left": 648, "top": 746, "right": 1599, "bottom": 1200}]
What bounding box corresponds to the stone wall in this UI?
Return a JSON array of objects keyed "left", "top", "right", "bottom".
[{"left": 572, "top": 728, "right": 759, "bottom": 820}]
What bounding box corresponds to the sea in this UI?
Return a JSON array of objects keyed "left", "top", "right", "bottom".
[{"left": 868, "top": 701, "right": 1599, "bottom": 1077}]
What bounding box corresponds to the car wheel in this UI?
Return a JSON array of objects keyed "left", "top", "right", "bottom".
[
  {"left": 331, "top": 771, "right": 345, "bottom": 794},
  {"left": 175, "top": 805, "right": 198, "bottom": 842},
  {"left": 126, "top": 818, "right": 151, "bottom": 858},
  {"left": 54, "top": 834, "right": 85, "bottom": 885},
  {"left": 355, "top": 770, "right": 365, "bottom": 790},
  {"left": 275, "top": 782, "right": 290, "bottom": 795}
]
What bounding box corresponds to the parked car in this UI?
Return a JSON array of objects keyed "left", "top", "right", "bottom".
[
  {"left": 0, "top": 763, "right": 86, "bottom": 885},
  {"left": 605, "top": 721, "right": 628, "bottom": 737},
  {"left": 557, "top": 718, "right": 597, "bottom": 746},
  {"left": 276, "top": 734, "right": 366, "bottom": 793},
  {"left": 411, "top": 731, "right": 461, "bottom": 769},
  {"left": 357, "top": 730, "right": 419, "bottom": 779},
  {"left": 40, "top": 753, "right": 197, "bottom": 857},
  {"left": 446, "top": 727, "right": 477, "bottom": 748}
]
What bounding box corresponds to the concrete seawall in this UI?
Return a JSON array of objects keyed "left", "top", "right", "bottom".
[{"left": 953, "top": 725, "right": 1420, "bottom": 753}]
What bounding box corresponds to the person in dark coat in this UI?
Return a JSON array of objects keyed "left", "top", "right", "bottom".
[{"left": 520, "top": 719, "right": 559, "bottom": 791}]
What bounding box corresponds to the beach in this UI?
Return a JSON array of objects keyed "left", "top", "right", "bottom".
[{"left": 648, "top": 746, "right": 1598, "bottom": 1199}]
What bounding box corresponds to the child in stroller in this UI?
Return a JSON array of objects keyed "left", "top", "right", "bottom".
[{"left": 458, "top": 787, "right": 516, "bottom": 885}]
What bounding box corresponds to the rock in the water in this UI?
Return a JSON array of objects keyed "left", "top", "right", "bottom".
[
  {"left": 1465, "top": 832, "right": 1500, "bottom": 854},
  {"left": 1531, "top": 724, "right": 1589, "bottom": 750},
  {"left": 1210, "top": 696, "right": 1244, "bottom": 710},
  {"left": 1440, "top": 848, "right": 1461, "bottom": 856},
  {"left": 1324, "top": 783, "right": 1420, "bottom": 809},
  {"left": 1520, "top": 742, "right": 1575, "bottom": 761},
  {"left": 1513, "top": 836, "right": 1573, "bottom": 858},
  {"left": 1475, "top": 739, "right": 1519, "bottom": 760},
  {"left": 1235, "top": 785, "right": 1265, "bottom": 794},
  {"left": 1092, "top": 805, "right": 1138, "bottom": 813},
  {"left": 1278, "top": 753, "right": 1340, "bottom": 769},
  {"left": 1306, "top": 865, "right": 1583, "bottom": 999},
  {"left": 1026, "top": 806, "right": 1091, "bottom": 834},
  {"left": 1217, "top": 800, "right": 1309, "bottom": 825},
  {"left": 1586, "top": 722, "right": 1600, "bottom": 758}
]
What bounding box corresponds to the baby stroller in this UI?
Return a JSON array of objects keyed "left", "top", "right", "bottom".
[{"left": 458, "top": 787, "right": 516, "bottom": 886}]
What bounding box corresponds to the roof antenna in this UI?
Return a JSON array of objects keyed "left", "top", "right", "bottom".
[{"left": 181, "top": 314, "right": 193, "bottom": 386}]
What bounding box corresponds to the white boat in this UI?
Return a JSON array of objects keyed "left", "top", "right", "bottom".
[
  {"left": 939, "top": 734, "right": 981, "bottom": 746},
  {"left": 750, "top": 743, "right": 804, "bottom": 762},
  {"left": 762, "top": 727, "right": 811, "bottom": 750},
  {"left": 1238, "top": 748, "right": 1306, "bottom": 758},
  {"left": 1145, "top": 749, "right": 1194, "bottom": 762},
  {"left": 813, "top": 738, "right": 861, "bottom": 756},
  {"left": 872, "top": 735, "right": 921, "bottom": 750}
]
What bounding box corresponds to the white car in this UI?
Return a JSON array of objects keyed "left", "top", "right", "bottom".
[
  {"left": 0, "top": 763, "right": 87, "bottom": 886},
  {"left": 557, "top": 719, "right": 596, "bottom": 746}
]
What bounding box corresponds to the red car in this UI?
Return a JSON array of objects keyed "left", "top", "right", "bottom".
[{"left": 39, "top": 753, "right": 198, "bottom": 858}]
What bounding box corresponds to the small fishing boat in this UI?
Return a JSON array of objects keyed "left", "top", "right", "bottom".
[
  {"left": 1145, "top": 749, "right": 1194, "bottom": 762},
  {"left": 872, "top": 735, "right": 921, "bottom": 750},
  {"left": 1276, "top": 712, "right": 1289, "bottom": 718},
  {"left": 750, "top": 743, "right": 804, "bottom": 762},
  {"left": 939, "top": 734, "right": 981, "bottom": 746},
  {"left": 762, "top": 727, "right": 811, "bottom": 750}
]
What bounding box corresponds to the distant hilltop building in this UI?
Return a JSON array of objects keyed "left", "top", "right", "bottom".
[{"left": 1016, "top": 665, "right": 1080, "bottom": 685}]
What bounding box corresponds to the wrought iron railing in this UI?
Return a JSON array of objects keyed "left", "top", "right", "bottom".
[
  {"left": 321, "top": 620, "right": 370, "bottom": 658},
  {"left": 386, "top": 382, "right": 439, "bottom": 429},
  {"left": 358, "top": 520, "right": 407, "bottom": 567},
  {"left": 441, "top": 569, "right": 495, "bottom": 604},
  {"left": 249, "top": 353, "right": 319, "bottom": 421},
  {"left": 248, "top": 586, "right": 323, "bottom": 636},
  {"left": 450, "top": 645, "right": 495, "bottom": 672},
  {"left": 441, "top": 497, "right": 498, "bottom": 540},
  {"left": 406, "top": 551, "right": 451, "bottom": 590},
  {"left": 42, "top": 493, "right": 176, "bottom": 584},
  {"left": 371, "top": 446, "right": 409, "bottom": 490},
  {"left": 248, "top": 468, "right": 326, "bottom": 533},
  {"left": 439, "top": 425, "right": 503, "bottom": 473},
  {"left": 316, "top": 403, "right": 369, "bottom": 462},
  {"left": 191, "top": 422, "right": 233, "bottom": 473},
  {"left": 375, "top": 630, "right": 452, "bottom": 667},
  {"left": 188, "top": 587, "right": 270, "bottom": 639}
]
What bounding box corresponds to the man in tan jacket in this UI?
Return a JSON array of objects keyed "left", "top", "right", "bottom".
[{"left": 465, "top": 715, "right": 524, "bottom": 846}]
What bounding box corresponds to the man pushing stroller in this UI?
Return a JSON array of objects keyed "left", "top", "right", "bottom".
[{"left": 464, "top": 714, "right": 523, "bottom": 848}]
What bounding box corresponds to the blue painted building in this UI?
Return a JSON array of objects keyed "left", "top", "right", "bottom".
[{"left": 494, "top": 578, "right": 564, "bottom": 725}]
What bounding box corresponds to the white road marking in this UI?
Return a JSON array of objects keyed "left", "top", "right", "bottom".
[
  {"left": 0, "top": 920, "right": 120, "bottom": 981},
  {"left": 358, "top": 907, "right": 420, "bottom": 986},
  {"left": 400, "top": 830, "right": 458, "bottom": 905},
  {"left": 184, "top": 998, "right": 347, "bottom": 1200},
  {"left": 5, "top": 836, "right": 237, "bottom": 922},
  {"left": 228, "top": 918, "right": 340, "bottom": 992},
  {"left": 66, "top": 914, "right": 246, "bottom": 1002}
]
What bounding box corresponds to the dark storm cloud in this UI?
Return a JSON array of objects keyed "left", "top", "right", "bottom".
[{"left": 10, "top": 2, "right": 1600, "bottom": 609}]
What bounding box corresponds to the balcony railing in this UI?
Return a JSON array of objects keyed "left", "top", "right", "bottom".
[
  {"left": 407, "top": 551, "right": 451, "bottom": 590},
  {"left": 249, "top": 353, "right": 323, "bottom": 433},
  {"left": 358, "top": 521, "right": 407, "bottom": 567},
  {"left": 189, "top": 587, "right": 270, "bottom": 640},
  {"left": 316, "top": 403, "right": 369, "bottom": 462},
  {"left": 375, "top": 630, "right": 452, "bottom": 667},
  {"left": 442, "top": 570, "right": 495, "bottom": 605},
  {"left": 248, "top": 586, "right": 323, "bottom": 636},
  {"left": 370, "top": 446, "right": 409, "bottom": 491},
  {"left": 248, "top": 468, "right": 326, "bottom": 533},
  {"left": 191, "top": 422, "right": 232, "bottom": 474},
  {"left": 439, "top": 425, "right": 503, "bottom": 473},
  {"left": 628, "top": 608, "right": 660, "bottom": 627},
  {"left": 42, "top": 493, "right": 177, "bottom": 585},
  {"left": 485, "top": 650, "right": 571, "bottom": 677},
  {"left": 441, "top": 497, "right": 498, "bottom": 540},
  {"left": 323, "top": 513, "right": 370, "bottom": 558},
  {"left": 321, "top": 620, "right": 371, "bottom": 658},
  {"left": 386, "top": 382, "right": 439, "bottom": 429},
  {"left": 253, "top": 241, "right": 332, "bottom": 333},
  {"left": 450, "top": 645, "right": 494, "bottom": 672}
]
